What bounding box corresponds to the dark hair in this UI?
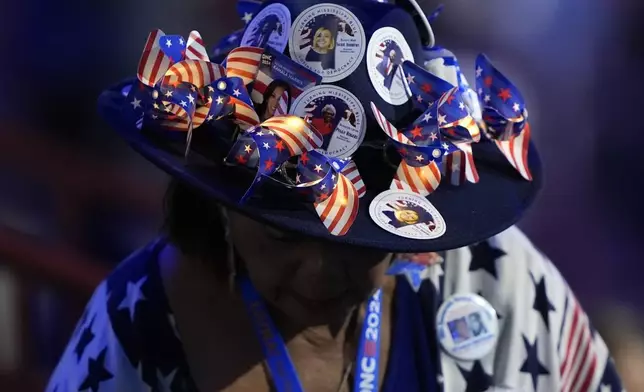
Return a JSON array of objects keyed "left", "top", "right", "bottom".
[
  {"left": 162, "top": 178, "right": 229, "bottom": 277},
  {"left": 255, "top": 79, "right": 292, "bottom": 121}
]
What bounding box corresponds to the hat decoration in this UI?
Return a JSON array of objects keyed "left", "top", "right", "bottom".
[
  {"left": 131, "top": 28, "right": 362, "bottom": 236},
  {"left": 475, "top": 54, "right": 532, "bottom": 181},
  {"left": 124, "top": 1, "right": 535, "bottom": 239},
  {"left": 370, "top": 61, "right": 480, "bottom": 196}
]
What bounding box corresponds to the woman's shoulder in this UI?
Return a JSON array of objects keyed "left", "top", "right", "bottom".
[{"left": 46, "top": 238, "right": 197, "bottom": 392}]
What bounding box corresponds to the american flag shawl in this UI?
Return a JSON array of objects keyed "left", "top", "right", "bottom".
[{"left": 46, "top": 227, "right": 623, "bottom": 392}]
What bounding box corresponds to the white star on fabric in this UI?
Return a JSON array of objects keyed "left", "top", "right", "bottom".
[
  {"left": 263, "top": 142, "right": 270, "bottom": 149},
  {"left": 228, "top": 34, "right": 238, "bottom": 43},
  {"left": 206, "top": 115, "right": 214, "bottom": 122},
  {"left": 268, "top": 130, "right": 275, "bottom": 136},
  {"left": 256, "top": 130, "right": 264, "bottom": 136},
  {"left": 320, "top": 183, "right": 326, "bottom": 190},
  {"left": 168, "top": 314, "right": 181, "bottom": 340},
  {"left": 164, "top": 106, "right": 171, "bottom": 113},
  {"left": 442, "top": 142, "right": 449, "bottom": 150},
  {"left": 314, "top": 164, "right": 323, "bottom": 173},
  {"left": 216, "top": 96, "right": 224, "bottom": 105},
  {"left": 438, "top": 114, "right": 447, "bottom": 125},
  {"left": 296, "top": 174, "right": 301, "bottom": 183},
  {"left": 117, "top": 276, "right": 147, "bottom": 322},
  {"left": 187, "top": 94, "right": 194, "bottom": 104},
  {"left": 131, "top": 98, "right": 142, "bottom": 109},
  {"left": 153, "top": 102, "right": 160, "bottom": 110},
  {"left": 179, "top": 38, "right": 184, "bottom": 45},
  {"left": 484, "top": 94, "right": 491, "bottom": 103},
  {"left": 152, "top": 114, "right": 158, "bottom": 120},
  {"left": 416, "top": 94, "right": 423, "bottom": 103},
  {"left": 452, "top": 163, "right": 460, "bottom": 171},
  {"left": 165, "top": 90, "right": 173, "bottom": 98},
  {"left": 478, "top": 88, "right": 483, "bottom": 95},
  {"left": 459, "top": 101, "right": 465, "bottom": 111},
  {"left": 513, "top": 102, "right": 521, "bottom": 112},
  {"left": 423, "top": 112, "right": 433, "bottom": 122},
  {"left": 180, "top": 100, "right": 187, "bottom": 107},
  {"left": 476, "top": 66, "right": 483, "bottom": 78},
  {"left": 331, "top": 174, "right": 336, "bottom": 181},
  {"left": 207, "top": 86, "right": 214, "bottom": 92},
  {"left": 156, "top": 368, "right": 178, "bottom": 392},
  {"left": 430, "top": 132, "right": 438, "bottom": 141},
  {"left": 165, "top": 39, "right": 172, "bottom": 47},
  {"left": 207, "top": 96, "right": 213, "bottom": 104},
  {"left": 415, "top": 155, "right": 424, "bottom": 162},
  {"left": 406, "top": 73, "right": 415, "bottom": 84},
  {"left": 244, "top": 145, "right": 252, "bottom": 153},
  {"left": 233, "top": 89, "right": 241, "bottom": 97},
  {"left": 242, "top": 12, "right": 253, "bottom": 24}
]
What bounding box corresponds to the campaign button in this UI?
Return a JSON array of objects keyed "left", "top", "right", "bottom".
[{"left": 436, "top": 293, "right": 498, "bottom": 361}]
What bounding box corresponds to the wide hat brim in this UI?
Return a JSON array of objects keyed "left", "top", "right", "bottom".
[{"left": 98, "top": 78, "right": 542, "bottom": 253}]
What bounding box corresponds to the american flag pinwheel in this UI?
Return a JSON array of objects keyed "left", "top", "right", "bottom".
[
  {"left": 225, "top": 117, "right": 360, "bottom": 236},
  {"left": 475, "top": 54, "right": 532, "bottom": 181},
  {"left": 130, "top": 29, "right": 265, "bottom": 154},
  {"left": 397, "top": 60, "right": 481, "bottom": 189}
]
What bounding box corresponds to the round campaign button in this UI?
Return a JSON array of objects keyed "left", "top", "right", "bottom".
[
  {"left": 289, "top": 3, "right": 366, "bottom": 83},
  {"left": 369, "top": 190, "right": 446, "bottom": 240},
  {"left": 240, "top": 3, "right": 291, "bottom": 53},
  {"left": 366, "top": 27, "right": 414, "bottom": 106},
  {"left": 290, "top": 85, "right": 366, "bottom": 159},
  {"left": 436, "top": 294, "right": 499, "bottom": 361}
]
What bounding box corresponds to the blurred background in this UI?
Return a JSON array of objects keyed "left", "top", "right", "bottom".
[{"left": 1, "top": 0, "right": 643, "bottom": 391}]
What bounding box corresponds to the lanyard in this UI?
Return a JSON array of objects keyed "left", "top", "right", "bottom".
[{"left": 239, "top": 277, "right": 383, "bottom": 392}]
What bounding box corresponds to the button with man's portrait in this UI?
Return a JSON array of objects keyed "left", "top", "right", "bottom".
[
  {"left": 240, "top": 3, "right": 292, "bottom": 53},
  {"left": 366, "top": 27, "right": 415, "bottom": 106},
  {"left": 289, "top": 3, "right": 366, "bottom": 83},
  {"left": 436, "top": 293, "right": 499, "bottom": 361}
]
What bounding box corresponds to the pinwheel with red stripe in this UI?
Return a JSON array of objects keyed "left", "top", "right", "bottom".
[
  {"left": 403, "top": 60, "right": 481, "bottom": 187},
  {"left": 295, "top": 151, "right": 360, "bottom": 236},
  {"left": 370, "top": 101, "right": 446, "bottom": 197},
  {"left": 475, "top": 54, "right": 532, "bottom": 181}
]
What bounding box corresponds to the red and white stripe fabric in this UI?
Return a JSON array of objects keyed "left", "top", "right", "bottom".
[
  {"left": 185, "top": 30, "right": 209, "bottom": 62},
  {"left": 156, "top": 104, "right": 191, "bottom": 132},
  {"left": 260, "top": 116, "right": 323, "bottom": 155},
  {"left": 558, "top": 293, "right": 599, "bottom": 392},
  {"left": 225, "top": 46, "right": 263, "bottom": 85},
  {"left": 441, "top": 143, "right": 479, "bottom": 186},
  {"left": 494, "top": 122, "right": 532, "bottom": 181},
  {"left": 137, "top": 29, "right": 173, "bottom": 87},
  {"left": 341, "top": 160, "right": 366, "bottom": 198},
  {"left": 162, "top": 60, "right": 226, "bottom": 89},
  {"left": 314, "top": 173, "right": 359, "bottom": 236},
  {"left": 370, "top": 102, "right": 442, "bottom": 196}
]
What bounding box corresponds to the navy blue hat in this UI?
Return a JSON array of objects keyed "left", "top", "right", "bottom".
[{"left": 98, "top": 0, "right": 542, "bottom": 252}]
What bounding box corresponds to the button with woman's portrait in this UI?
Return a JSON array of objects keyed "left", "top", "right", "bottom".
[
  {"left": 289, "top": 3, "right": 366, "bottom": 83},
  {"left": 436, "top": 293, "right": 499, "bottom": 361},
  {"left": 290, "top": 85, "right": 366, "bottom": 159},
  {"left": 240, "top": 4, "right": 291, "bottom": 53}
]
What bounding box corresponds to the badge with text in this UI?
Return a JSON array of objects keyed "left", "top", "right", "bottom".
[
  {"left": 289, "top": 4, "right": 366, "bottom": 83},
  {"left": 251, "top": 47, "right": 323, "bottom": 122},
  {"left": 240, "top": 3, "right": 291, "bottom": 53},
  {"left": 290, "top": 85, "right": 366, "bottom": 159},
  {"left": 437, "top": 294, "right": 499, "bottom": 361},
  {"left": 369, "top": 190, "right": 446, "bottom": 240},
  {"left": 367, "top": 27, "right": 414, "bottom": 106}
]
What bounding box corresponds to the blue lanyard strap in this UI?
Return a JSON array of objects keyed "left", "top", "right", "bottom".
[{"left": 239, "top": 277, "right": 383, "bottom": 392}]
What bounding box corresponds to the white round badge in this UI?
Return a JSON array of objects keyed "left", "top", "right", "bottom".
[
  {"left": 436, "top": 294, "right": 499, "bottom": 361},
  {"left": 289, "top": 4, "right": 366, "bottom": 83},
  {"left": 290, "top": 85, "right": 366, "bottom": 159},
  {"left": 369, "top": 190, "right": 446, "bottom": 240},
  {"left": 240, "top": 4, "right": 291, "bottom": 53},
  {"left": 366, "top": 27, "right": 415, "bottom": 106}
]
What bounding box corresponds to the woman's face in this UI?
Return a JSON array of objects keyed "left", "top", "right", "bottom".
[
  {"left": 323, "top": 110, "right": 334, "bottom": 123},
  {"left": 314, "top": 29, "right": 332, "bottom": 51},
  {"left": 227, "top": 211, "right": 392, "bottom": 325},
  {"left": 264, "top": 86, "right": 285, "bottom": 120},
  {"left": 456, "top": 320, "right": 471, "bottom": 339}
]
